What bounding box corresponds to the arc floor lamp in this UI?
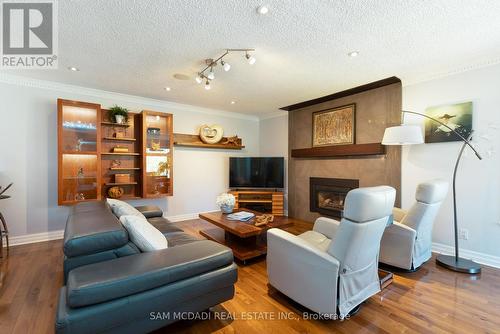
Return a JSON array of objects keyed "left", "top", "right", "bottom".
[{"left": 382, "top": 110, "right": 482, "bottom": 274}]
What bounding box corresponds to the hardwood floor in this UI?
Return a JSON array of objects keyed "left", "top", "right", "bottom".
[{"left": 1, "top": 218, "right": 500, "bottom": 333}]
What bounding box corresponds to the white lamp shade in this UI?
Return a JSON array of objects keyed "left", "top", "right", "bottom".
[{"left": 382, "top": 125, "right": 424, "bottom": 145}]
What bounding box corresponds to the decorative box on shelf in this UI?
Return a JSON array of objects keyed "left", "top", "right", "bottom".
[
  {"left": 115, "top": 174, "right": 130, "bottom": 183},
  {"left": 113, "top": 146, "right": 129, "bottom": 153}
]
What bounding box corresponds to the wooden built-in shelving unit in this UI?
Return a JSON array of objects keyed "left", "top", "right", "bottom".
[{"left": 58, "top": 99, "right": 173, "bottom": 205}]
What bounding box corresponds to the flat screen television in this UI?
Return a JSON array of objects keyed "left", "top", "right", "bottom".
[{"left": 229, "top": 157, "right": 284, "bottom": 189}]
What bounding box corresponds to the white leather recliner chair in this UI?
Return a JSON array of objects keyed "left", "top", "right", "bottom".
[
  {"left": 379, "top": 179, "right": 449, "bottom": 271},
  {"left": 267, "top": 186, "right": 396, "bottom": 319}
]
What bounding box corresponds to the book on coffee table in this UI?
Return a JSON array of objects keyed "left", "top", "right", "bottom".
[{"left": 226, "top": 211, "right": 255, "bottom": 222}]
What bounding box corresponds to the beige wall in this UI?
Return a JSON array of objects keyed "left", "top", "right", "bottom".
[{"left": 288, "top": 82, "right": 402, "bottom": 222}]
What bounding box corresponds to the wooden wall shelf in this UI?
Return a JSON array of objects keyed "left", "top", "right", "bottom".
[
  {"left": 109, "top": 167, "right": 141, "bottom": 171},
  {"left": 173, "top": 133, "right": 244, "bottom": 150},
  {"left": 101, "top": 122, "right": 130, "bottom": 127},
  {"left": 105, "top": 182, "right": 138, "bottom": 186},
  {"left": 291, "top": 143, "right": 385, "bottom": 158},
  {"left": 101, "top": 152, "right": 140, "bottom": 156},
  {"left": 103, "top": 137, "right": 136, "bottom": 142},
  {"left": 62, "top": 151, "right": 97, "bottom": 155}
]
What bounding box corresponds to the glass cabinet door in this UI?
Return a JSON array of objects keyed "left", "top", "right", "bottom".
[
  {"left": 58, "top": 99, "right": 101, "bottom": 204},
  {"left": 142, "top": 111, "right": 173, "bottom": 197}
]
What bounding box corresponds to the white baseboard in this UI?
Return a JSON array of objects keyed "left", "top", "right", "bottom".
[
  {"left": 165, "top": 213, "right": 200, "bottom": 222},
  {"left": 432, "top": 242, "right": 500, "bottom": 269},
  {"left": 9, "top": 230, "right": 64, "bottom": 247},
  {"left": 165, "top": 210, "right": 219, "bottom": 222}
]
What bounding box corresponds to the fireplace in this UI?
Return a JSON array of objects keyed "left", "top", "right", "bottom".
[{"left": 310, "top": 177, "right": 359, "bottom": 218}]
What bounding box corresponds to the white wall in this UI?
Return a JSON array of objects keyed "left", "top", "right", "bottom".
[
  {"left": 259, "top": 114, "right": 289, "bottom": 212},
  {"left": 402, "top": 64, "right": 500, "bottom": 259},
  {"left": 259, "top": 114, "right": 288, "bottom": 157},
  {"left": 0, "top": 75, "right": 259, "bottom": 239}
]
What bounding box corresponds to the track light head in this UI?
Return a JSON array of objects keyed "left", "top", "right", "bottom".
[
  {"left": 221, "top": 60, "right": 231, "bottom": 72},
  {"left": 195, "top": 74, "right": 203, "bottom": 84},
  {"left": 246, "top": 53, "right": 256, "bottom": 65},
  {"left": 204, "top": 80, "right": 211, "bottom": 90},
  {"left": 207, "top": 67, "right": 215, "bottom": 80}
]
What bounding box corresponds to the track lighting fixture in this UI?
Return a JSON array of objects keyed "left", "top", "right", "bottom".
[{"left": 195, "top": 49, "right": 255, "bottom": 90}]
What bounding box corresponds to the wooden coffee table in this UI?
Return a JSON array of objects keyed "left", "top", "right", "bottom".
[{"left": 199, "top": 209, "right": 299, "bottom": 263}]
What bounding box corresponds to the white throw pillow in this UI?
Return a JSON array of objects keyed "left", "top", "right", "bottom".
[
  {"left": 107, "top": 198, "right": 144, "bottom": 218},
  {"left": 120, "top": 215, "right": 168, "bottom": 252}
]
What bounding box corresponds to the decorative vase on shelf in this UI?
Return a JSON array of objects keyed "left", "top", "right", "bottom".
[
  {"left": 115, "top": 115, "right": 125, "bottom": 124},
  {"left": 216, "top": 193, "right": 236, "bottom": 214},
  {"left": 220, "top": 204, "right": 234, "bottom": 214}
]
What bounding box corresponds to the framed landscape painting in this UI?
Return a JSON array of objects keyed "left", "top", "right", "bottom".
[
  {"left": 312, "top": 104, "right": 355, "bottom": 147},
  {"left": 425, "top": 101, "right": 473, "bottom": 143}
]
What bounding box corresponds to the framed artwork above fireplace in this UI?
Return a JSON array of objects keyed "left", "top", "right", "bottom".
[{"left": 312, "top": 104, "right": 356, "bottom": 147}]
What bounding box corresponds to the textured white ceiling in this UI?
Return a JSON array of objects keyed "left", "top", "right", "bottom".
[{"left": 3, "top": 0, "right": 500, "bottom": 115}]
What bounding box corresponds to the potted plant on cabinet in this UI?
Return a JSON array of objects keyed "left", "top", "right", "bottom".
[{"left": 108, "top": 105, "right": 129, "bottom": 124}]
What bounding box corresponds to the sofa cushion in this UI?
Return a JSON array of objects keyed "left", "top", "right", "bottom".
[
  {"left": 66, "top": 240, "right": 235, "bottom": 308},
  {"left": 147, "top": 216, "right": 184, "bottom": 234},
  {"left": 64, "top": 202, "right": 129, "bottom": 258},
  {"left": 120, "top": 215, "right": 168, "bottom": 252},
  {"left": 107, "top": 198, "right": 143, "bottom": 218},
  {"left": 165, "top": 232, "right": 201, "bottom": 247},
  {"left": 63, "top": 242, "right": 140, "bottom": 281},
  {"left": 135, "top": 205, "right": 163, "bottom": 218}
]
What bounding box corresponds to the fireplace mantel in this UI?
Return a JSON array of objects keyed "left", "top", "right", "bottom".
[{"left": 291, "top": 143, "right": 385, "bottom": 158}]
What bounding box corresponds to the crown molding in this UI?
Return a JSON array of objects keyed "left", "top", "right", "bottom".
[
  {"left": 402, "top": 57, "right": 500, "bottom": 87},
  {"left": 259, "top": 110, "right": 288, "bottom": 120},
  {"left": 0, "top": 73, "right": 259, "bottom": 121}
]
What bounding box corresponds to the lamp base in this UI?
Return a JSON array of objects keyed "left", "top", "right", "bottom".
[{"left": 436, "top": 254, "right": 481, "bottom": 274}]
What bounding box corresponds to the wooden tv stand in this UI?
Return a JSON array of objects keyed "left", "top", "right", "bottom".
[{"left": 229, "top": 190, "right": 284, "bottom": 216}]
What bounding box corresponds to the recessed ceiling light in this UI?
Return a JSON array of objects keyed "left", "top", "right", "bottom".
[
  {"left": 230, "top": 100, "right": 236, "bottom": 105},
  {"left": 257, "top": 5, "right": 269, "bottom": 15},
  {"left": 164, "top": 87, "right": 171, "bottom": 91},
  {"left": 348, "top": 51, "right": 359, "bottom": 57},
  {"left": 68, "top": 66, "right": 79, "bottom": 71}
]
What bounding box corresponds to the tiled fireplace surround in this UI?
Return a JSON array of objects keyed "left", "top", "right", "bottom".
[{"left": 287, "top": 79, "right": 402, "bottom": 222}]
